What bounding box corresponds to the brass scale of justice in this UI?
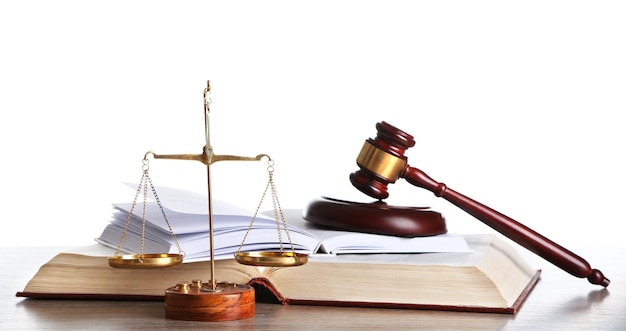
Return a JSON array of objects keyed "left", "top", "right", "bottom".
[{"left": 107, "top": 81, "right": 306, "bottom": 321}]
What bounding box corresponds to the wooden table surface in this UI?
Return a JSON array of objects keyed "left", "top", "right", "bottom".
[{"left": 4, "top": 245, "right": 625, "bottom": 330}]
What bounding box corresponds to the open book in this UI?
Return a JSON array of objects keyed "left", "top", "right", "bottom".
[
  {"left": 95, "top": 186, "right": 470, "bottom": 262},
  {"left": 17, "top": 232, "right": 540, "bottom": 314},
  {"left": 20, "top": 186, "right": 539, "bottom": 313}
]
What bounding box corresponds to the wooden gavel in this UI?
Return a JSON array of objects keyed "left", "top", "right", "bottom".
[{"left": 350, "top": 121, "right": 609, "bottom": 287}]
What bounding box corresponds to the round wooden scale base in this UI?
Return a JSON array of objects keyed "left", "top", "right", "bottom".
[{"left": 164, "top": 282, "right": 255, "bottom": 322}]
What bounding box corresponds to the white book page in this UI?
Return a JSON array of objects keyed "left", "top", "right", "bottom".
[
  {"left": 287, "top": 210, "right": 472, "bottom": 254},
  {"left": 108, "top": 184, "right": 472, "bottom": 260},
  {"left": 122, "top": 182, "right": 263, "bottom": 216}
]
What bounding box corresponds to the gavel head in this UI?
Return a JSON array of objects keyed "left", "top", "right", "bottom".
[{"left": 349, "top": 121, "right": 415, "bottom": 200}]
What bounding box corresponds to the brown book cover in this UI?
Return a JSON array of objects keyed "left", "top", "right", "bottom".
[
  {"left": 18, "top": 271, "right": 540, "bottom": 314},
  {"left": 16, "top": 234, "right": 540, "bottom": 314}
]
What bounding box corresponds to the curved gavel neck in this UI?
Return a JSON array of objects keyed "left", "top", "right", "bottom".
[
  {"left": 400, "top": 165, "right": 609, "bottom": 287},
  {"left": 351, "top": 121, "right": 609, "bottom": 287},
  {"left": 401, "top": 166, "right": 448, "bottom": 197}
]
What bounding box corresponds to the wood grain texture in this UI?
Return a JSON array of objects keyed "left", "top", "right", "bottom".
[
  {"left": 164, "top": 282, "right": 255, "bottom": 321},
  {"left": 350, "top": 121, "right": 610, "bottom": 287}
]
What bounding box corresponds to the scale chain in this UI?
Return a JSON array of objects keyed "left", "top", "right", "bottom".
[
  {"left": 146, "top": 172, "right": 185, "bottom": 256},
  {"left": 236, "top": 159, "right": 297, "bottom": 255},
  {"left": 270, "top": 171, "right": 297, "bottom": 253},
  {"left": 113, "top": 156, "right": 185, "bottom": 259},
  {"left": 113, "top": 169, "right": 146, "bottom": 257}
]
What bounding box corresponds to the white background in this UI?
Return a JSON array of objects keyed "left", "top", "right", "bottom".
[{"left": 1, "top": 1, "right": 624, "bottom": 250}]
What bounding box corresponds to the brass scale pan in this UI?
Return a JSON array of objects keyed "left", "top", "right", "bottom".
[
  {"left": 109, "top": 81, "right": 307, "bottom": 270},
  {"left": 108, "top": 254, "right": 183, "bottom": 268},
  {"left": 109, "top": 252, "right": 306, "bottom": 268}
]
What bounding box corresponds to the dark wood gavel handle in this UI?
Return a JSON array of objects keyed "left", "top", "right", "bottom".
[{"left": 402, "top": 166, "right": 610, "bottom": 287}]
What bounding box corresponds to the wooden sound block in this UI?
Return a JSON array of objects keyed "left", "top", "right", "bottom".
[
  {"left": 303, "top": 196, "right": 447, "bottom": 237},
  {"left": 164, "top": 281, "right": 255, "bottom": 322}
]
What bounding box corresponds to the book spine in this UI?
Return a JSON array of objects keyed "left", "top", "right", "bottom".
[{"left": 246, "top": 277, "right": 287, "bottom": 304}]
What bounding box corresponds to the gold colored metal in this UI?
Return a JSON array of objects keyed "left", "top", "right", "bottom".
[
  {"left": 234, "top": 251, "right": 308, "bottom": 267},
  {"left": 109, "top": 156, "right": 185, "bottom": 268},
  {"left": 116, "top": 80, "right": 305, "bottom": 297},
  {"left": 142, "top": 80, "right": 287, "bottom": 292},
  {"left": 148, "top": 149, "right": 270, "bottom": 166},
  {"left": 175, "top": 281, "right": 191, "bottom": 293},
  {"left": 356, "top": 141, "right": 407, "bottom": 182},
  {"left": 169, "top": 280, "right": 240, "bottom": 294},
  {"left": 201, "top": 284, "right": 224, "bottom": 293},
  {"left": 235, "top": 159, "right": 308, "bottom": 267},
  {"left": 108, "top": 253, "right": 183, "bottom": 268}
]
